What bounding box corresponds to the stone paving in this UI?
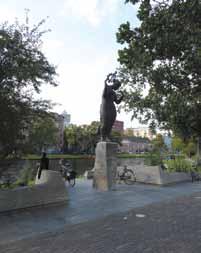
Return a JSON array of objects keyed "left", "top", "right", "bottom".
[
  {"left": 1, "top": 179, "right": 201, "bottom": 245},
  {"left": 2, "top": 191, "right": 201, "bottom": 252}
]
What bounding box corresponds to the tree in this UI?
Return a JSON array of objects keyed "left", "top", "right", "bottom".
[
  {"left": 64, "top": 125, "right": 79, "bottom": 153},
  {"left": 172, "top": 136, "right": 185, "bottom": 154},
  {"left": 64, "top": 121, "right": 123, "bottom": 154},
  {"left": 64, "top": 122, "right": 100, "bottom": 154},
  {"left": 110, "top": 130, "right": 123, "bottom": 145},
  {"left": 172, "top": 136, "right": 197, "bottom": 157},
  {"left": 117, "top": 0, "right": 201, "bottom": 143},
  {"left": 124, "top": 128, "right": 134, "bottom": 137},
  {"left": 0, "top": 14, "right": 57, "bottom": 157},
  {"left": 84, "top": 121, "right": 100, "bottom": 153},
  {"left": 151, "top": 134, "right": 165, "bottom": 153},
  {"left": 184, "top": 141, "right": 197, "bottom": 158},
  {"left": 28, "top": 115, "right": 59, "bottom": 153}
]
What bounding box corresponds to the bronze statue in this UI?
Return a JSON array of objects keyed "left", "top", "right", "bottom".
[{"left": 99, "top": 72, "right": 123, "bottom": 141}]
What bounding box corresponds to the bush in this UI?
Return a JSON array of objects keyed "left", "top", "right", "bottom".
[
  {"left": 163, "top": 158, "right": 193, "bottom": 173},
  {"left": 144, "top": 153, "right": 162, "bottom": 166},
  {"left": 15, "top": 167, "right": 35, "bottom": 186}
]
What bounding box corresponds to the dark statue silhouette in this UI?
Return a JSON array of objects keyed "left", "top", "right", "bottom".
[{"left": 99, "top": 72, "right": 123, "bottom": 141}]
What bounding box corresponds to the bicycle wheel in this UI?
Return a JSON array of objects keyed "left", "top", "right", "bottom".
[
  {"left": 69, "top": 178, "right": 75, "bottom": 187},
  {"left": 124, "top": 169, "right": 136, "bottom": 185}
]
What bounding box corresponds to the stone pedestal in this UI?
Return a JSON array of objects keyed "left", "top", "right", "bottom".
[{"left": 93, "top": 142, "right": 118, "bottom": 191}]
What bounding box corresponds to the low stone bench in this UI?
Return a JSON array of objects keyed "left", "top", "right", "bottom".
[{"left": 0, "top": 170, "right": 68, "bottom": 212}]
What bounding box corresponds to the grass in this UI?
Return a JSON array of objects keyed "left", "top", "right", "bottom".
[
  {"left": 117, "top": 153, "right": 153, "bottom": 158},
  {"left": 23, "top": 154, "right": 95, "bottom": 160},
  {"left": 25, "top": 153, "right": 161, "bottom": 160},
  {"left": 2, "top": 152, "right": 185, "bottom": 161}
]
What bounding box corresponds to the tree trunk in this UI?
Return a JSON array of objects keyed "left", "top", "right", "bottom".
[{"left": 197, "top": 137, "right": 201, "bottom": 165}]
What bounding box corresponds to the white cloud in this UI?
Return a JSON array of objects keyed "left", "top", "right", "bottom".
[{"left": 62, "top": 0, "right": 119, "bottom": 27}]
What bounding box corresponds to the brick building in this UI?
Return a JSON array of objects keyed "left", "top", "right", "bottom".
[{"left": 112, "top": 120, "right": 124, "bottom": 133}]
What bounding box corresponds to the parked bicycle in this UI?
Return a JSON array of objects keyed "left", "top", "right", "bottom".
[
  {"left": 59, "top": 160, "right": 77, "bottom": 187},
  {"left": 116, "top": 165, "right": 136, "bottom": 185}
]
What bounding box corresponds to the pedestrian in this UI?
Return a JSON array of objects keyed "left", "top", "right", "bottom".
[{"left": 38, "top": 152, "right": 49, "bottom": 179}]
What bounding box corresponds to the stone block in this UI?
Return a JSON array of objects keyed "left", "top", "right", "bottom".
[
  {"left": 117, "top": 165, "right": 191, "bottom": 185},
  {"left": 93, "top": 142, "right": 117, "bottom": 191},
  {"left": 0, "top": 170, "right": 68, "bottom": 213}
]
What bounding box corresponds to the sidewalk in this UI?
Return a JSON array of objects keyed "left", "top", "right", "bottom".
[
  {"left": 2, "top": 190, "right": 201, "bottom": 252},
  {"left": 1, "top": 179, "right": 201, "bottom": 247}
]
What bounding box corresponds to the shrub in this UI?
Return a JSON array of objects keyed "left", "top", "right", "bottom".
[
  {"left": 15, "top": 167, "right": 35, "bottom": 186},
  {"left": 163, "top": 158, "right": 193, "bottom": 173},
  {"left": 144, "top": 153, "right": 162, "bottom": 166}
]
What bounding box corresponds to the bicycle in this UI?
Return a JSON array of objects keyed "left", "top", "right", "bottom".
[
  {"left": 116, "top": 166, "right": 136, "bottom": 185},
  {"left": 59, "top": 161, "right": 76, "bottom": 187}
]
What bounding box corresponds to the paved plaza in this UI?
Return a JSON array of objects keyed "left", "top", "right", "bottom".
[{"left": 1, "top": 179, "right": 201, "bottom": 247}]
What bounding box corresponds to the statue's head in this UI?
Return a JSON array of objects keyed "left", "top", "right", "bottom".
[{"left": 112, "top": 79, "right": 121, "bottom": 90}]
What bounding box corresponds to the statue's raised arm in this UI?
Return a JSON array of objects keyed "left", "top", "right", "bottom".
[{"left": 99, "top": 72, "right": 123, "bottom": 141}]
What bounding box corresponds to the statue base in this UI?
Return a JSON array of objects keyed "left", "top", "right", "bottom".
[{"left": 93, "top": 141, "right": 118, "bottom": 191}]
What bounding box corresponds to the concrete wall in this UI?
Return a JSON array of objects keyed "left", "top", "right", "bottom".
[
  {"left": 0, "top": 170, "right": 68, "bottom": 213},
  {"left": 0, "top": 157, "right": 191, "bottom": 186},
  {"left": 117, "top": 165, "right": 191, "bottom": 185},
  {"left": 117, "top": 158, "right": 145, "bottom": 167},
  {"left": 0, "top": 157, "right": 144, "bottom": 180},
  {"left": 0, "top": 158, "right": 95, "bottom": 180},
  {"left": 159, "top": 170, "right": 191, "bottom": 185}
]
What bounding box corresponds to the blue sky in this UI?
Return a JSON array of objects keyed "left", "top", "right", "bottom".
[{"left": 0, "top": 0, "right": 141, "bottom": 128}]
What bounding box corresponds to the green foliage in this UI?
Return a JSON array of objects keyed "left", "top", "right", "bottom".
[
  {"left": 15, "top": 167, "right": 35, "bottom": 186},
  {"left": 0, "top": 167, "right": 35, "bottom": 189},
  {"left": 124, "top": 128, "right": 134, "bottom": 137},
  {"left": 64, "top": 122, "right": 123, "bottom": 154},
  {"left": 28, "top": 114, "right": 59, "bottom": 153},
  {"left": 184, "top": 141, "right": 197, "bottom": 158},
  {"left": 64, "top": 122, "right": 100, "bottom": 154},
  {"left": 144, "top": 152, "right": 162, "bottom": 166},
  {"left": 164, "top": 158, "right": 193, "bottom": 173},
  {"left": 117, "top": 0, "right": 201, "bottom": 141},
  {"left": 172, "top": 136, "right": 197, "bottom": 157},
  {"left": 151, "top": 134, "right": 165, "bottom": 152},
  {"left": 24, "top": 154, "right": 95, "bottom": 160},
  {"left": 111, "top": 130, "right": 123, "bottom": 145},
  {"left": 0, "top": 13, "right": 58, "bottom": 157},
  {"left": 118, "top": 153, "right": 148, "bottom": 158},
  {"left": 172, "top": 136, "right": 185, "bottom": 153}
]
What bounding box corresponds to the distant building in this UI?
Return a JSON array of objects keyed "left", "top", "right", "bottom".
[
  {"left": 163, "top": 134, "right": 172, "bottom": 151},
  {"left": 112, "top": 120, "right": 124, "bottom": 133},
  {"left": 62, "top": 110, "right": 71, "bottom": 128},
  {"left": 47, "top": 112, "right": 71, "bottom": 153},
  {"left": 120, "top": 136, "right": 151, "bottom": 154},
  {"left": 125, "top": 127, "right": 154, "bottom": 140},
  {"left": 124, "top": 128, "right": 134, "bottom": 137}
]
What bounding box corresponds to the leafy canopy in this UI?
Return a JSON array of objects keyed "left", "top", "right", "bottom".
[
  {"left": 28, "top": 115, "right": 59, "bottom": 153},
  {"left": 64, "top": 122, "right": 123, "bottom": 154},
  {"left": 117, "top": 0, "right": 201, "bottom": 139},
  {"left": 0, "top": 14, "right": 58, "bottom": 157},
  {"left": 64, "top": 122, "right": 100, "bottom": 154}
]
